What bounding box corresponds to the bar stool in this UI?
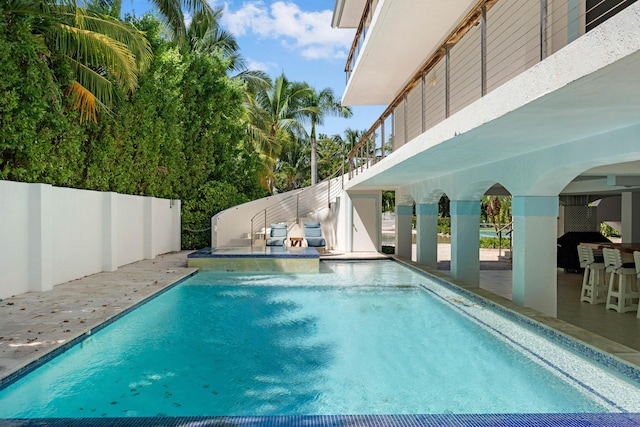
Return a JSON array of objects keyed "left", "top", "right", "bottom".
[
  {"left": 578, "top": 245, "right": 606, "bottom": 304},
  {"left": 634, "top": 251, "right": 640, "bottom": 318},
  {"left": 603, "top": 247, "right": 639, "bottom": 313}
]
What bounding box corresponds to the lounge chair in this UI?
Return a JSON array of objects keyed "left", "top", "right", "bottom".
[
  {"left": 266, "top": 223, "right": 287, "bottom": 246},
  {"left": 303, "top": 222, "right": 326, "bottom": 249}
]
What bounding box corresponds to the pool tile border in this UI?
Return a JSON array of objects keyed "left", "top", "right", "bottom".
[
  {"left": 188, "top": 247, "right": 320, "bottom": 259},
  {"left": 1, "top": 413, "right": 640, "bottom": 427}
]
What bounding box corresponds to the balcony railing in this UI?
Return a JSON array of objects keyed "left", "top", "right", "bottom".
[
  {"left": 344, "top": 0, "right": 379, "bottom": 84},
  {"left": 346, "top": 0, "right": 637, "bottom": 180}
]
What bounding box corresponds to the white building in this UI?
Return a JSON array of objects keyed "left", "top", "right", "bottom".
[{"left": 331, "top": 0, "right": 640, "bottom": 317}]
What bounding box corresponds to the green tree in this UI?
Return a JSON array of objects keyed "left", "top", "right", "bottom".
[
  {"left": 246, "top": 73, "right": 314, "bottom": 192},
  {"left": 300, "top": 86, "right": 352, "bottom": 185},
  {"left": 342, "top": 128, "right": 365, "bottom": 173},
  {"left": 316, "top": 133, "right": 346, "bottom": 180},
  {"left": 0, "top": 7, "right": 88, "bottom": 183},
  {"left": 2, "top": 0, "right": 152, "bottom": 121},
  {"left": 275, "top": 136, "right": 309, "bottom": 192}
]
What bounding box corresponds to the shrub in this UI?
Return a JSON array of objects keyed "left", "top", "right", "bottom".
[
  {"left": 438, "top": 217, "right": 451, "bottom": 234},
  {"left": 479, "top": 237, "right": 511, "bottom": 249}
]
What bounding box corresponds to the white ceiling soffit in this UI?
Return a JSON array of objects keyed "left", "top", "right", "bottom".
[
  {"left": 342, "top": 0, "right": 478, "bottom": 106},
  {"left": 332, "top": 0, "right": 368, "bottom": 28}
]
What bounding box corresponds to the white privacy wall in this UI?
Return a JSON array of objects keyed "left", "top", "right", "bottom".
[
  {"left": 117, "top": 194, "right": 146, "bottom": 267},
  {"left": 0, "top": 180, "right": 181, "bottom": 299}
]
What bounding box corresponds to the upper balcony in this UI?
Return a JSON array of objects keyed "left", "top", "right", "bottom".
[
  {"left": 334, "top": 0, "right": 480, "bottom": 105},
  {"left": 339, "top": 0, "right": 640, "bottom": 183}
]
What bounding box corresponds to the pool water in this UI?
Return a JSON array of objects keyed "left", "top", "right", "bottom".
[{"left": 0, "top": 262, "right": 638, "bottom": 417}]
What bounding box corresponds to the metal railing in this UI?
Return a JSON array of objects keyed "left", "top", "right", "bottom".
[
  {"left": 344, "top": 0, "right": 378, "bottom": 84},
  {"left": 250, "top": 168, "right": 344, "bottom": 246},
  {"left": 346, "top": 0, "right": 637, "bottom": 179}
]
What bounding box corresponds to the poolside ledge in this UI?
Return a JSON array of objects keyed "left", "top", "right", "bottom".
[{"left": 187, "top": 247, "right": 320, "bottom": 273}]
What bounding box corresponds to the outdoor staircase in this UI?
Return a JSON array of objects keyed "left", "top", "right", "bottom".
[{"left": 211, "top": 171, "right": 344, "bottom": 249}]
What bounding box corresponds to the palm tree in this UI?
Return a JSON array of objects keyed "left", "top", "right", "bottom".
[
  {"left": 4, "top": 0, "right": 152, "bottom": 121},
  {"left": 315, "top": 134, "right": 346, "bottom": 180},
  {"left": 186, "top": 7, "right": 271, "bottom": 97},
  {"left": 147, "top": 0, "right": 214, "bottom": 44},
  {"left": 301, "top": 86, "right": 352, "bottom": 185},
  {"left": 246, "top": 73, "right": 314, "bottom": 192},
  {"left": 276, "top": 137, "right": 310, "bottom": 192},
  {"left": 97, "top": 0, "right": 214, "bottom": 45},
  {"left": 343, "top": 128, "right": 364, "bottom": 173}
]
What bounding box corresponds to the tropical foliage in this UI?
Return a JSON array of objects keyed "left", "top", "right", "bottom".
[
  {"left": 1, "top": 2, "right": 355, "bottom": 248},
  {"left": 299, "top": 86, "right": 352, "bottom": 185},
  {"left": 2, "top": 0, "right": 152, "bottom": 121}
]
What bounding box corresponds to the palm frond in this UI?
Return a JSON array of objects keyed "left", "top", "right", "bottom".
[
  {"left": 56, "top": 22, "right": 138, "bottom": 93},
  {"left": 151, "top": 0, "right": 213, "bottom": 43},
  {"left": 66, "top": 80, "right": 99, "bottom": 122},
  {"left": 4, "top": 0, "right": 150, "bottom": 121},
  {"left": 236, "top": 69, "right": 271, "bottom": 97},
  {"left": 64, "top": 11, "right": 153, "bottom": 71},
  {"left": 66, "top": 54, "right": 113, "bottom": 112}
]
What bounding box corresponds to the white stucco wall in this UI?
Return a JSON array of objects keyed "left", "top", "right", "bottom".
[
  {"left": 118, "top": 194, "right": 145, "bottom": 266},
  {"left": 0, "top": 180, "right": 181, "bottom": 299},
  {"left": 0, "top": 181, "right": 31, "bottom": 298},
  {"left": 212, "top": 192, "right": 303, "bottom": 248},
  {"left": 152, "top": 198, "right": 180, "bottom": 256},
  {"left": 51, "top": 187, "right": 104, "bottom": 285}
]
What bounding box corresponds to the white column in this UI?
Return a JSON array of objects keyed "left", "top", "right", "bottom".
[
  {"left": 621, "top": 191, "right": 640, "bottom": 243},
  {"left": 450, "top": 200, "right": 480, "bottom": 285},
  {"left": 512, "top": 196, "right": 558, "bottom": 317},
  {"left": 396, "top": 204, "right": 413, "bottom": 259},
  {"left": 171, "top": 199, "right": 182, "bottom": 251},
  {"left": 28, "top": 184, "right": 53, "bottom": 292},
  {"left": 416, "top": 203, "right": 438, "bottom": 268},
  {"left": 102, "top": 192, "right": 118, "bottom": 271},
  {"left": 144, "top": 197, "right": 156, "bottom": 260}
]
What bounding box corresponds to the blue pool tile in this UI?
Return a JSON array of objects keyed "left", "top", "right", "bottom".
[{"left": 1, "top": 414, "right": 640, "bottom": 427}]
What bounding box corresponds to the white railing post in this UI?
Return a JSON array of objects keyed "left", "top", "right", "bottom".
[
  {"left": 481, "top": 4, "right": 487, "bottom": 97},
  {"left": 445, "top": 43, "right": 451, "bottom": 118},
  {"left": 540, "top": 0, "right": 548, "bottom": 60}
]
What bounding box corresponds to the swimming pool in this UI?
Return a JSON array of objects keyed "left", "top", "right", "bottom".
[{"left": 0, "top": 261, "right": 639, "bottom": 419}]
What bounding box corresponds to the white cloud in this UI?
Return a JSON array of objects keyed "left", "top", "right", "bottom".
[
  {"left": 246, "top": 58, "right": 277, "bottom": 71},
  {"left": 222, "top": 1, "right": 355, "bottom": 60}
]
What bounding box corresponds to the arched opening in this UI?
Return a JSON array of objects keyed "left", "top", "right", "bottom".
[
  {"left": 435, "top": 193, "right": 450, "bottom": 266},
  {"left": 381, "top": 190, "right": 396, "bottom": 254}
]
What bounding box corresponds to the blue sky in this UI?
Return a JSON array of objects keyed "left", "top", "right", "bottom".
[{"left": 120, "top": 0, "right": 384, "bottom": 138}]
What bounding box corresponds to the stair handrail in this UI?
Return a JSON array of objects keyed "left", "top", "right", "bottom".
[
  {"left": 496, "top": 220, "right": 513, "bottom": 258},
  {"left": 250, "top": 167, "right": 344, "bottom": 246}
]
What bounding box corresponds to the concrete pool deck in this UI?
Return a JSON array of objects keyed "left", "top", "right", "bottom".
[{"left": 0, "top": 251, "right": 198, "bottom": 385}]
